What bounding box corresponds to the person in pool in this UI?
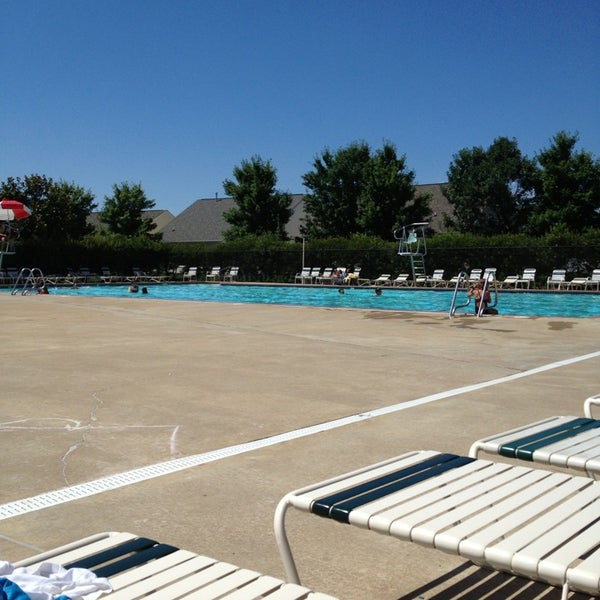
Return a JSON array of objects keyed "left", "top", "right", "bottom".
[{"left": 468, "top": 279, "right": 497, "bottom": 315}]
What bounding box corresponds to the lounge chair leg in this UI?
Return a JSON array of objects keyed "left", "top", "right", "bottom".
[
  {"left": 561, "top": 582, "right": 570, "bottom": 600},
  {"left": 273, "top": 494, "right": 302, "bottom": 584}
]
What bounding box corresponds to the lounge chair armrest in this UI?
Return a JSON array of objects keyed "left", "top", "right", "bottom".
[{"left": 584, "top": 394, "right": 600, "bottom": 418}]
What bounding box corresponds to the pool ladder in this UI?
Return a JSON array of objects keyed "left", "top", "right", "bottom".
[
  {"left": 11, "top": 267, "right": 46, "bottom": 295},
  {"left": 449, "top": 271, "right": 498, "bottom": 318}
]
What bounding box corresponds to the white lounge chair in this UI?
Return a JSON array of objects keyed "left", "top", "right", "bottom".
[
  {"left": 182, "top": 266, "right": 198, "bottom": 281},
  {"left": 392, "top": 273, "right": 410, "bottom": 287},
  {"left": 448, "top": 269, "right": 480, "bottom": 288},
  {"left": 547, "top": 268, "right": 566, "bottom": 289},
  {"left": 482, "top": 267, "right": 496, "bottom": 282},
  {"left": 294, "top": 267, "right": 311, "bottom": 283},
  {"left": 585, "top": 269, "right": 600, "bottom": 291},
  {"left": 353, "top": 268, "right": 372, "bottom": 286},
  {"left": 500, "top": 274, "right": 519, "bottom": 288},
  {"left": 469, "top": 393, "right": 600, "bottom": 479},
  {"left": 315, "top": 267, "right": 333, "bottom": 284},
  {"left": 206, "top": 266, "right": 221, "bottom": 281},
  {"left": 516, "top": 267, "right": 536, "bottom": 289},
  {"left": 426, "top": 269, "right": 447, "bottom": 287},
  {"left": 15, "top": 531, "right": 337, "bottom": 599},
  {"left": 275, "top": 449, "right": 600, "bottom": 599},
  {"left": 223, "top": 266, "right": 239, "bottom": 282},
  {"left": 370, "top": 274, "right": 392, "bottom": 286},
  {"left": 100, "top": 267, "right": 116, "bottom": 284},
  {"left": 468, "top": 268, "right": 482, "bottom": 284},
  {"left": 128, "top": 268, "right": 163, "bottom": 283},
  {"left": 308, "top": 267, "right": 321, "bottom": 283},
  {"left": 567, "top": 276, "right": 589, "bottom": 290}
]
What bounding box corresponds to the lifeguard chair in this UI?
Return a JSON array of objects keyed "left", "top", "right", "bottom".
[
  {"left": 0, "top": 221, "right": 18, "bottom": 270},
  {"left": 394, "top": 222, "right": 428, "bottom": 282},
  {"left": 0, "top": 198, "right": 32, "bottom": 274}
]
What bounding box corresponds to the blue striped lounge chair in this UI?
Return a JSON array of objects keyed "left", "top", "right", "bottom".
[
  {"left": 275, "top": 448, "right": 600, "bottom": 599},
  {"left": 14, "top": 531, "right": 337, "bottom": 599}
]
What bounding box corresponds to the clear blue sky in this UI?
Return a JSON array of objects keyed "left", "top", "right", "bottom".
[{"left": 2, "top": 0, "right": 598, "bottom": 216}]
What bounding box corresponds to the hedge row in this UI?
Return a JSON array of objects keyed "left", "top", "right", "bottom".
[{"left": 9, "top": 230, "right": 600, "bottom": 286}]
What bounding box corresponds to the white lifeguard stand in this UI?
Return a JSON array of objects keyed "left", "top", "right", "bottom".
[
  {"left": 0, "top": 223, "right": 18, "bottom": 270},
  {"left": 394, "top": 222, "right": 429, "bottom": 282}
]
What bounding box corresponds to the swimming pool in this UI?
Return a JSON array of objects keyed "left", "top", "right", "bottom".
[{"left": 37, "top": 283, "right": 600, "bottom": 318}]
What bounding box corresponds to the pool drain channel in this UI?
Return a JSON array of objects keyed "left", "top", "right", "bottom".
[{"left": 2, "top": 349, "right": 599, "bottom": 521}]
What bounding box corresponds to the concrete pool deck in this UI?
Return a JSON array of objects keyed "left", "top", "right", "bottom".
[{"left": 1, "top": 293, "right": 599, "bottom": 599}]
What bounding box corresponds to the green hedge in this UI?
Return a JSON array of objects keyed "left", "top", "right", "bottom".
[{"left": 8, "top": 229, "right": 600, "bottom": 286}]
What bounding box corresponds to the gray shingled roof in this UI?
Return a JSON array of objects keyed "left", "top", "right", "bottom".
[
  {"left": 416, "top": 183, "right": 451, "bottom": 232},
  {"left": 157, "top": 185, "right": 452, "bottom": 243},
  {"left": 159, "top": 194, "right": 307, "bottom": 243},
  {"left": 87, "top": 209, "right": 174, "bottom": 232}
]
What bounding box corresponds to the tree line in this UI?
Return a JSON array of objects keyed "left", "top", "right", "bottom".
[
  {"left": 1, "top": 130, "right": 598, "bottom": 248},
  {"left": 225, "top": 131, "right": 599, "bottom": 240}
]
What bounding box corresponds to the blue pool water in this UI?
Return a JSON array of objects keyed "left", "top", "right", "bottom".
[{"left": 37, "top": 283, "right": 600, "bottom": 318}]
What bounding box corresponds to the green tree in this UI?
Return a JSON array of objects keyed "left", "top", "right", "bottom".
[
  {"left": 302, "top": 141, "right": 428, "bottom": 239},
  {"left": 444, "top": 137, "right": 538, "bottom": 235},
  {"left": 302, "top": 142, "right": 370, "bottom": 238},
  {"left": 526, "top": 131, "right": 600, "bottom": 235},
  {"left": 0, "top": 174, "right": 96, "bottom": 241},
  {"left": 222, "top": 156, "right": 292, "bottom": 240},
  {"left": 100, "top": 182, "right": 157, "bottom": 237},
  {"left": 359, "top": 142, "right": 429, "bottom": 237}
]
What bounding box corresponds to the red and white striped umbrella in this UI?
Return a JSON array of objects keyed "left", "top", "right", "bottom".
[{"left": 0, "top": 198, "right": 31, "bottom": 221}]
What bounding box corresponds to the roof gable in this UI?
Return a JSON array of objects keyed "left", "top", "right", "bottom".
[{"left": 157, "top": 186, "right": 453, "bottom": 243}]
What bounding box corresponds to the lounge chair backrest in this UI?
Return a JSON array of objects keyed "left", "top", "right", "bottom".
[
  {"left": 483, "top": 267, "right": 496, "bottom": 281},
  {"left": 521, "top": 268, "right": 536, "bottom": 281}
]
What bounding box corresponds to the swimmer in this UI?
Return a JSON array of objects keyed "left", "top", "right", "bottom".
[
  {"left": 129, "top": 284, "right": 139, "bottom": 293},
  {"left": 373, "top": 287, "right": 382, "bottom": 296},
  {"left": 338, "top": 288, "right": 345, "bottom": 294},
  {"left": 142, "top": 287, "right": 148, "bottom": 294}
]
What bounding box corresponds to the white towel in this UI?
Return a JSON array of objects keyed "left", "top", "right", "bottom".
[{"left": 0, "top": 561, "right": 112, "bottom": 600}]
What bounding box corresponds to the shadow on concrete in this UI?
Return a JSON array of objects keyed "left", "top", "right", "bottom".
[{"left": 395, "top": 561, "right": 594, "bottom": 599}]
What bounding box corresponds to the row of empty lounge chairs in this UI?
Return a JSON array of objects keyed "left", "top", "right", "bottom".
[
  {"left": 10, "top": 394, "right": 600, "bottom": 598},
  {"left": 181, "top": 266, "right": 239, "bottom": 282}
]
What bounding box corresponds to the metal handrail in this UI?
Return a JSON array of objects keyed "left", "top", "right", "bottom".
[
  {"left": 11, "top": 267, "right": 46, "bottom": 295},
  {"left": 476, "top": 274, "right": 499, "bottom": 317},
  {"left": 449, "top": 271, "right": 471, "bottom": 318}
]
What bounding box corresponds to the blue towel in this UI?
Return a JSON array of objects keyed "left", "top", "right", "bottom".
[
  {"left": 0, "top": 579, "right": 29, "bottom": 600},
  {"left": 0, "top": 578, "right": 70, "bottom": 600}
]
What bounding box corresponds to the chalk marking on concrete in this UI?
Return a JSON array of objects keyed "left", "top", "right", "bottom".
[{"left": 1, "top": 350, "right": 599, "bottom": 521}]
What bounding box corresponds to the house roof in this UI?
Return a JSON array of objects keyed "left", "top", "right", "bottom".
[
  {"left": 416, "top": 183, "right": 451, "bottom": 232},
  {"left": 88, "top": 209, "right": 174, "bottom": 232},
  {"left": 157, "top": 185, "right": 453, "bottom": 243},
  {"left": 159, "top": 194, "right": 307, "bottom": 243}
]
